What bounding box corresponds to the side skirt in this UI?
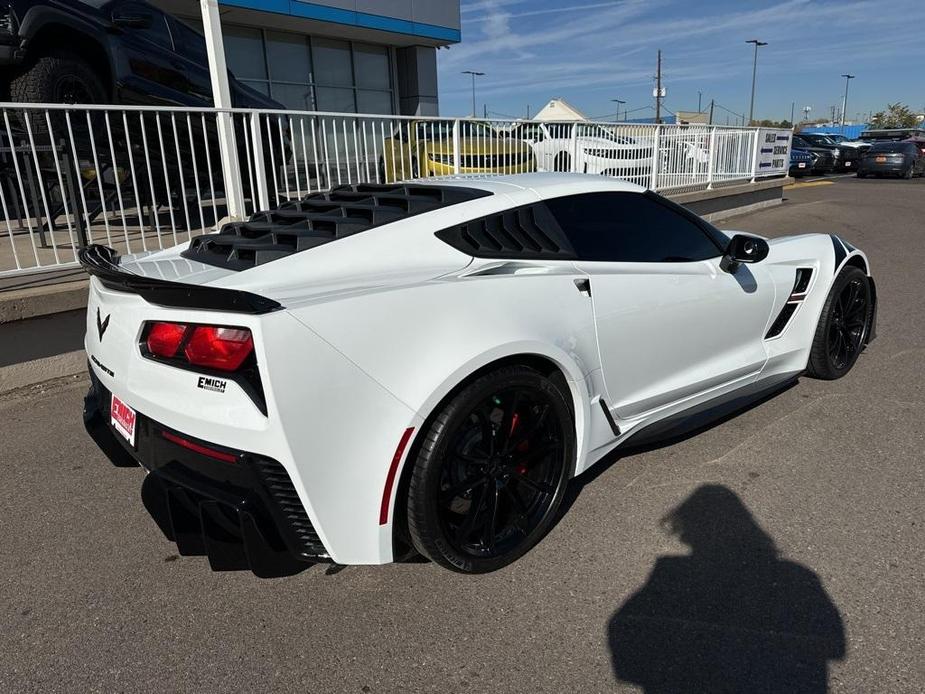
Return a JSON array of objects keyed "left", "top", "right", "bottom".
[{"left": 615, "top": 370, "right": 802, "bottom": 450}]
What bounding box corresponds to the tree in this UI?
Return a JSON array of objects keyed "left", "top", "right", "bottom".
[
  {"left": 756, "top": 119, "right": 792, "bottom": 128},
  {"left": 869, "top": 103, "right": 919, "bottom": 128}
]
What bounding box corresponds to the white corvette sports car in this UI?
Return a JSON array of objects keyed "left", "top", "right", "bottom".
[{"left": 80, "top": 173, "right": 876, "bottom": 575}]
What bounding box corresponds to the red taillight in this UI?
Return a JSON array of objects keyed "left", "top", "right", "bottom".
[
  {"left": 184, "top": 326, "right": 254, "bottom": 372},
  {"left": 146, "top": 321, "right": 188, "bottom": 358}
]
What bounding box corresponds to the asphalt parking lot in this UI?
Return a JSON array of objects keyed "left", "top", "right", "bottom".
[{"left": 2, "top": 174, "right": 923, "bottom": 693}]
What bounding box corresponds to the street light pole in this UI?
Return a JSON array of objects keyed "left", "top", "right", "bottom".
[
  {"left": 611, "top": 98, "right": 626, "bottom": 121},
  {"left": 698, "top": 91, "right": 703, "bottom": 113},
  {"left": 746, "top": 39, "right": 767, "bottom": 125},
  {"left": 461, "top": 70, "right": 485, "bottom": 118},
  {"left": 840, "top": 74, "right": 855, "bottom": 132}
]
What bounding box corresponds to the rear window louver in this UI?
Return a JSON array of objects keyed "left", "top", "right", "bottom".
[
  {"left": 435, "top": 202, "right": 577, "bottom": 260},
  {"left": 182, "top": 183, "right": 492, "bottom": 271}
]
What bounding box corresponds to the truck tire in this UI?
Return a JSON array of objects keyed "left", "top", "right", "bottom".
[{"left": 10, "top": 52, "right": 107, "bottom": 106}]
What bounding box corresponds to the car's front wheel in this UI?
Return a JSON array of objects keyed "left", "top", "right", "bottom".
[
  {"left": 406, "top": 365, "right": 575, "bottom": 573},
  {"left": 807, "top": 265, "right": 872, "bottom": 380}
]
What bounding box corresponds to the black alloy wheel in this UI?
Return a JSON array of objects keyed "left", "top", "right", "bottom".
[
  {"left": 407, "top": 366, "right": 574, "bottom": 573},
  {"left": 807, "top": 265, "right": 872, "bottom": 380}
]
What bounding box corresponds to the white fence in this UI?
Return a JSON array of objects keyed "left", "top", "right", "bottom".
[{"left": 0, "top": 103, "right": 787, "bottom": 277}]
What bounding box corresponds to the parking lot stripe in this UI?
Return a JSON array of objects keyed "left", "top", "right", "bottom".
[{"left": 785, "top": 180, "right": 835, "bottom": 190}]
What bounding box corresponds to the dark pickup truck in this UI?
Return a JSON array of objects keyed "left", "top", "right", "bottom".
[{"left": 0, "top": 0, "right": 281, "bottom": 109}]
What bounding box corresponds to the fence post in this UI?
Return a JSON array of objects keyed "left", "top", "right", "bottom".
[
  {"left": 706, "top": 126, "right": 717, "bottom": 189},
  {"left": 749, "top": 128, "right": 761, "bottom": 183},
  {"left": 649, "top": 125, "right": 661, "bottom": 190},
  {"left": 452, "top": 119, "right": 461, "bottom": 175},
  {"left": 200, "top": 0, "right": 245, "bottom": 220},
  {"left": 249, "top": 113, "right": 270, "bottom": 211}
]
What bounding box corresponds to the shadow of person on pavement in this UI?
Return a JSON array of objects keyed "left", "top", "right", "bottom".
[{"left": 608, "top": 485, "right": 845, "bottom": 694}]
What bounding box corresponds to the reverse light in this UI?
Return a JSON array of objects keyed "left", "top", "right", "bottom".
[
  {"left": 184, "top": 326, "right": 254, "bottom": 372},
  {"left": 146, "top": 321, "right": 188, "bottom": 358}
]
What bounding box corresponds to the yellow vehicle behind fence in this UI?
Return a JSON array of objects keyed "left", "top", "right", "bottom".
[{"left": 379, "top": 120, "right": 536, "bottom": 182}]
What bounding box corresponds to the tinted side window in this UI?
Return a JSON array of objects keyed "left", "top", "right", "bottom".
[{"left": 545, "top": 192, "right": 724, "bottom": 262}]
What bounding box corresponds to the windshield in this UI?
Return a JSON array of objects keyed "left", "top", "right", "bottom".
[{"left": 804, "top": 134, "right": 836, "bottom": 145}]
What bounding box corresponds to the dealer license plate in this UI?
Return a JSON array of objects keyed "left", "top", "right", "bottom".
[
  {"left": 798, "top": 163, "right": 806, "bottom": 168},
  {"left": 111, "top": 394, "right": 137, "bottom": 447}
]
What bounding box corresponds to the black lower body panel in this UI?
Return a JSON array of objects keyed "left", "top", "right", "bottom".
[{"left": 83, "top": 368, "right": 328, "bottom": 577}]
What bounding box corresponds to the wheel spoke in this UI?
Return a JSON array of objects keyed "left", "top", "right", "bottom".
[
  {"left": 497, "top": 390, "right": 523, "bottom": 451},
  {"left": 511, "top": 471, "right": 554, "bottom": 496},
  {"left": 481, "top": 484, "right": 501, "bottom": 551},
  {"left": 441, "top": 475, "right": 488, "bottom": 503},
  {"left": 516, "top": 441, "right": 562, "bottom": 467},
  {"left": 473, "top": 408, "right": 495, "bottom": 456},
  {"left": 455, "top": 484, "right": 488, "bottom": 543}
]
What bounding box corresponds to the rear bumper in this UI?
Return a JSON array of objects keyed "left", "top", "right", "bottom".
[{"left": 83, "top": 369, "right": 329, "bottom": 576}]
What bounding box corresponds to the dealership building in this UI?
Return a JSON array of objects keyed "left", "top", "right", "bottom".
[{"left": 154, "top": 0, "right": 460, "bottom": 115}]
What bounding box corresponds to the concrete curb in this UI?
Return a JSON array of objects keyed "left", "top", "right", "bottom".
[
  {"left": 0, "top": 350, "right": 86, "bottom": 394},
  {"left": 0, "top": 280, "right": 89, "bottom": 323}
]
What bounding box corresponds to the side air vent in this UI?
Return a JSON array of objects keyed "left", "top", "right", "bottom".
[
  {"left": 793, "top": 267, "right": 813, "bottom": 295},
  {"left": 765, "top": 268, "right": 814, "bottom": 339},
  {"left": 435, "top": 202, "right": 577, "bottom": 260},
  {"left": 182, "top": 183, "right": 492, "bottom": 271}
]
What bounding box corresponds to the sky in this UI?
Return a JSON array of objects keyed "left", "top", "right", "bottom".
[{"left": 436, "top": 0, "right": 924, "bottom": 123}]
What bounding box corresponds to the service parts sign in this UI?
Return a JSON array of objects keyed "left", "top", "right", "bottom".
[{"left": 757, "top": 128, "right": 791, "bottom": 176}]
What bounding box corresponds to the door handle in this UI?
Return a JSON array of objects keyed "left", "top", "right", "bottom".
[{"left": 574, "top": 278, "right": 591, "bottom": 296}]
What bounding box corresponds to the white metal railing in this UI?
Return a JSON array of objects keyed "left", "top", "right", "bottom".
[{"left": 0, "top": 103, "right": 788, "bottom": 277}]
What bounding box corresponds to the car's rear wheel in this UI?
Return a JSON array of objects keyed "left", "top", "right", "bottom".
[
  {"left": 807, "top": 265, "right": 872, "bottom": 380},
  {"left": 406, "top": 365, "right": 574, "bottom": 573}
]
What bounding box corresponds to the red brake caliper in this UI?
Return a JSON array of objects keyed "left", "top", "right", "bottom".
[{"left": 510, "top": 413, "right": 529, "bottom": 475}]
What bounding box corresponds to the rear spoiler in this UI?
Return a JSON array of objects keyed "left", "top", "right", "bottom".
[{"left": 78, "top": 245, "right": 282, "bottom": 315}]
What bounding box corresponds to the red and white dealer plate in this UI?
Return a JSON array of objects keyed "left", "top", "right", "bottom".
[{"left": 111, "top": 394, "right": 137, "bottom": 447}]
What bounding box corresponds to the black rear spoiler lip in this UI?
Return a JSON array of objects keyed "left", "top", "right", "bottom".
[{"left": 78, "top": 245, "right": 283, "bottom": 315}]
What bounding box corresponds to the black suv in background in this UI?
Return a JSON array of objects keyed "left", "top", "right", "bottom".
[
  {"left": 791, "top": 134, "right": 835, "bottom": 174},
  {"left": 0, "top": 0, "right": 282, "bottom": 109},
  {"left": 794, "top": 132, "right": 860, "bottom": 173}
]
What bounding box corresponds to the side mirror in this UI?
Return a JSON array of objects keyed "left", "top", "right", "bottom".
[
  {"left": 111, "top": 11, "right": 153, "bottom": 29},
  {"left": 721, "top": 234, "right": 769, "bottom": 273}
]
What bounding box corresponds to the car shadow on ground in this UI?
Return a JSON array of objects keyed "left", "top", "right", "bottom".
[{"left": 606, "top": 485, "right": 846, "bottom": 693}]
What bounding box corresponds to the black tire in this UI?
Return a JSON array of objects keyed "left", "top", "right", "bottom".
[
  {"left": 856, "top": 172, "right": 865, "bottom": 178},
  {"left": 10, "top": 52, "right": 107, "bottom": 105},
  {"left": 407, "top": 365, "right": 575, "bottom": 573},
  {"left": 806, "top": 265, "right": 872, "bottom": 380},
  {"left": 553, "top": 152, "right": 571, "bottom": 173}
]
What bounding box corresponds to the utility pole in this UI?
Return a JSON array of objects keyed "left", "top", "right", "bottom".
[
  {"left": 746, "top": 39, "right": 767, "bottom": 125},
  {"left": 708, "top": 99, "right": 715, "bottom": 125},
  {"left": 483, "top": 103, "right": 487, "bottom": 119},
  {"left": 698, "top": 91, "right": 703, "bottom": 113},
  {"left": 611, "top": 98, "right": 626, "bottom": 122},
  {"left": 840, "top": 74, "right": 855, "bottom": 132},
  {"left": 654, "top": 49, "right": 663, "bottom": 124},
  {"left": 830, "top": 105, "right": 837, "bottom": 125},
  {"left": 526, "top": 104, "right": 531, "bottom": 119},
  {"left": 461, "top": 70, "right": 484, "bottom": 117},
  {"left": 790, "top": 101, "right": 795, "bottom": 127}
]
